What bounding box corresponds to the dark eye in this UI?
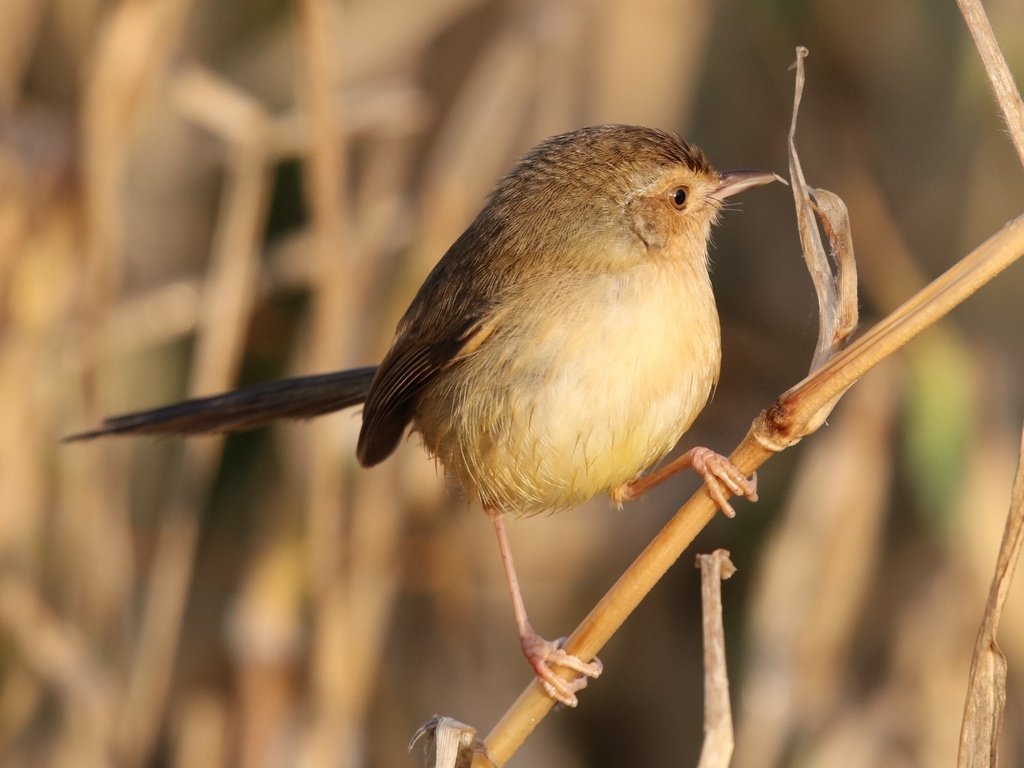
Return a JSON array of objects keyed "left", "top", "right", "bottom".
[{"left": 670, "top": 186, "right": 688, "bottom": 209}]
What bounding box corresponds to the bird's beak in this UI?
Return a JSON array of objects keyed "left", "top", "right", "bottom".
[{"left": 711, "top": 169, "right": 786, "bottom": 201}]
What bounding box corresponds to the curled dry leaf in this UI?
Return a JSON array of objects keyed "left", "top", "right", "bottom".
[
  {"left": 808, "top": 188, "right": 859, "bottom": 351},
  {"left": 780, "top": 48, "right": 860, "bottom": 442},
  {"left": 787, "top": 47, "right": 859, "bottom": 378}
]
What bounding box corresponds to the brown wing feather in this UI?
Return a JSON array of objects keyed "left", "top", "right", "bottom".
[
  {"left": 355, "top": 208, "right": 518, "bottom": 467},
  {"left": 356, "top": 308, "right": 489, "bottom": 466}
]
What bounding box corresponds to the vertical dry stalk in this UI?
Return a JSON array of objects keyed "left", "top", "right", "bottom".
[
  {"left": 74, "top": 0, "right": 193, "bottom": 636},
  {"left": 696, "top": 550, "right": 736, "bottom": 768},
  {"left": 80, "top": 0, "right": 193, "bottom": 388},
  {"left": 293, "top": 0, "right": 357, "bottom": 764},
  {"left": 74, "top": 1, "right": 193, "bottom": 762},
  {"left": 115, "top": 85, "right": 273, "bottom": 766}
]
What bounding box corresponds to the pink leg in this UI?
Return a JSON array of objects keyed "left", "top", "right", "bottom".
[
  {"left": 490, "top": 512, "right": 602, "bottom": 707},
  {"left": 614, "top": 446, "right": 758, "bottom": 518}
]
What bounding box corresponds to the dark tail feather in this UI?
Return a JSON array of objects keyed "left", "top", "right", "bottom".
[{"left": 64, "top": 366, "right": 378, "bottom": 441}]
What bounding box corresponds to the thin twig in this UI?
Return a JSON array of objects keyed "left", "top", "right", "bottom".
[{"left": 956, "top": 0, "right": 1024, "bottom": 167}]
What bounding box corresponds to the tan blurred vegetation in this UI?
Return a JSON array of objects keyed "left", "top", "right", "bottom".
[{"left": 2, "top": 0, "right": 1023, "bottom": 765}]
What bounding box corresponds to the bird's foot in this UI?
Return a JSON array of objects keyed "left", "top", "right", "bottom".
[
  {"left": 690, "top": 447, "right": 757, "bottom": 518},
  {"left": 521, "top": 632, "right": 602, "bottom": 708},
  {"left": 615, "top": 446, "right": 757, "bottom": 518}
]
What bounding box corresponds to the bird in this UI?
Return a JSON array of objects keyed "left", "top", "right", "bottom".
[{"left": 67, "top": 124, "right": 780, "bottom": 707}]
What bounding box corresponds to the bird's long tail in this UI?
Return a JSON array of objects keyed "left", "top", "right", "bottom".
[{"left": 64, "top": 366, "right": 378, "bottom": 441}]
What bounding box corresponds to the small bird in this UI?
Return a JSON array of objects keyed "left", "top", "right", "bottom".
[{"left": 68, "top": 125, "right": 779, "bottom": 707}]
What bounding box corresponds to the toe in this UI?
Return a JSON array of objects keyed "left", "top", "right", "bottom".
[{"left": 548, "top": 647, "right": 603, "bottom": 679}]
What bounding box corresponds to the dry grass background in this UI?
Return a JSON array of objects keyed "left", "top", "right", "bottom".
[{"left": 2, "top": 0, "right": 1024, "bottom": 766}]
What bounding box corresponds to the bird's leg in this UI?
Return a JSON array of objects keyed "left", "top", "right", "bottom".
[
  {"left": 489, "top": 510, "right": 602, "bottom": 707},
  {"left": 615, "top": 446, "right": 757, "bottom": 518}
]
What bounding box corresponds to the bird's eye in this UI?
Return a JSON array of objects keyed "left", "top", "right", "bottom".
[{"left": 670, "top": 186, "right": 688, "bottom": 209}]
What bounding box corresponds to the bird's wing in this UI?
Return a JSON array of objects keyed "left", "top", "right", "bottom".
[{"left": 355, "top": 222, "right": 513, "bottom": 467}]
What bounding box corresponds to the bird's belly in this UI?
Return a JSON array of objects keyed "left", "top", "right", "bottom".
[{"left": 415, "top": 263, "right": 720, "bottom": 516}]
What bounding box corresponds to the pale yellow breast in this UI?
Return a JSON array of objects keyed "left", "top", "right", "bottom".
[{"left": 415, "top": 258, "right": 720, "bottom": 516}]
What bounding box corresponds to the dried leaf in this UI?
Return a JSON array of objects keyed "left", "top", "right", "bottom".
[{"left": 787, "top": 47, "right": 859, "bottom": 375}]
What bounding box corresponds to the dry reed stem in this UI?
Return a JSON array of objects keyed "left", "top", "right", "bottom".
[
  {"left": 115, "top": 77, "right": 272, "bottom": 766},
  {"left": 293, "top": 1, "right": 358, "bottom": 764},
  {"left": 72, "top": 0, "right": 190, "bottom": 649},
  {"left": 295, "top": 0, "right": 348, "bottom": 591},
  {"left": 80, "top": 0, "right": 193, "bottom": 390},
  {"left": 77, "top": 1, "right": 194, "bottom": 762},
  {"left": 956, "top": 0, "right": 1024, "bottom": 167},
  {"left": 695, "top": 550, "right": 736, "bottom": 768},
  {"left": 957, "top": 425, "right": 1024, "bottom": 766},
  {"left": 475, "top": 195, "right": 1024, "bottom": 768}
]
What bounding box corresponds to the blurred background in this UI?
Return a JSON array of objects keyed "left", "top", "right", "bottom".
[{"left": 1, "top": 0, "right": 1023, "bottom": 765}]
